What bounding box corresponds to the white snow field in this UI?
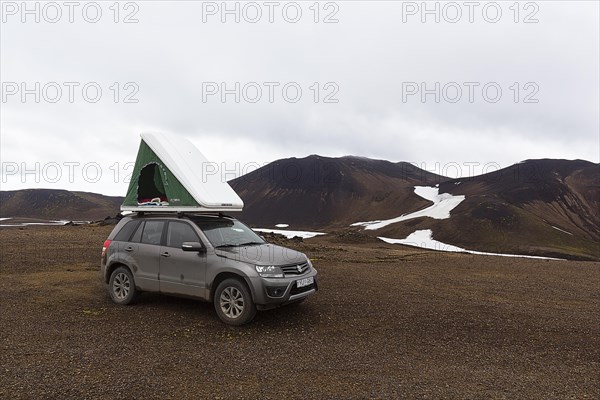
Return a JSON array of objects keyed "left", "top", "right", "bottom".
[
  {"left": 253, "top": 228, "right": 326, "bottom": 239},
  {"left": 351, "top": 186, "right": 465, "bottom": 230},
  {"left": 379, "top": 230, "right": 562, "bottom": 260},
  {"left": 0, "top": 219, "right": 75, "bottom": 227},
  {"left": 353, "top": 186, "right": 561, "bottom": 260}
]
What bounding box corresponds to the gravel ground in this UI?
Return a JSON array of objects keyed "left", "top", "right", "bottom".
[{"left": 1, "top": 225, "right": 599, "bottom": 399}]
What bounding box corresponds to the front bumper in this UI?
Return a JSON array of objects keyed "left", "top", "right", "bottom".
[{"left": 250, "top": 269, "right": 318, "bottom": 310}]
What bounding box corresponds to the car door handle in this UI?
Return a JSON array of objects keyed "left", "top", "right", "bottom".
[
  {"left": 125, "top": 246, "right": 134, "bottom": 252},
  {"left": 161, "top": 252, "right": 170, "bottom": 257}
]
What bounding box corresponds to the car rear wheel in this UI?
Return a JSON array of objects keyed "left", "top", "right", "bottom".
[
  {"left": 109, "top": 266, "right": 137, "bottom": 305},
  {"left": 214, "top": 278, "right": 256, "bottom": 326}
]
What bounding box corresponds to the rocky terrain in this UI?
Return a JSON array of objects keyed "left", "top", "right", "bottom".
[{"left": 1, "top": 225, "right": 598, "bottom": 399}]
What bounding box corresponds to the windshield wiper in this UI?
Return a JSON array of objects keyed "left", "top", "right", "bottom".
[
  {"left": 237, "top": 241, "right": 264, "bottom": 247},
  {"left": 214, "top": 244, "right": 237, "bottom": 249},
  {"left": 215, "top": 241, "right": 263, "bottom": 248}
]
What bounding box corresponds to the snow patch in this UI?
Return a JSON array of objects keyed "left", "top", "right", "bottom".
[
  {"left": 0, "top": 220, "right": 72, "bottom": 227},
  {"left": 253, "top": 228, "right": 326, "bottom": 239},
  {"left": 351, "top": 186, "right": 465, "bottom": 230},
  {"left": 275, "top": 224, "right": 289, "bottom": 228},
  {"left": 379, "top": 230, "right": 563, "bottom": 260},
  {"left": 551, "top": 226, "right": 573, "bottom": 236}
]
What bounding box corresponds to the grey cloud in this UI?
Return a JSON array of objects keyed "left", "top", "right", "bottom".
[{"left": 1, "top": 1, "right": 598, "bottom": 195}]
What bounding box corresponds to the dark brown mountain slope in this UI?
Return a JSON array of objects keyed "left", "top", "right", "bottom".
[
  {"left": 440, "top": 159, "right": 600, "bottom": 240},
  {"left": 0, "top": 189, "right": 123, "bottom": 221},
  {"left": 441, "top": 159, "right": 599, "bottom": 239},
  {"left": 378, "top": 159, "right": 600, "bottom": 260},
  {"left": 231, "top": 156, "right": 598, "bottom": 260},
  {"left": 230, "top": 155, "right": 444, "bottom": 229}
]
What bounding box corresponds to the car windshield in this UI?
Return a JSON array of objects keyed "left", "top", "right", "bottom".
[{"left": 192, "top": 217, "right": 265, "bottom": 248}]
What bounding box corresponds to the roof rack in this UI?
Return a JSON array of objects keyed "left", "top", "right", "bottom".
[{"left": 131, "top": 210, "right": 234, "bottom": 219}]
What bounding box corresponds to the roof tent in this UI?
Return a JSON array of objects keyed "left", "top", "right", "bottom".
[{"left": 121, "top": 133, "right": 244, "bottom": 213}]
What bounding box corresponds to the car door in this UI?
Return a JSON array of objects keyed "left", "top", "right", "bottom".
[
  {"left": 111, "top": 219, "right": 141, "bottom": 270},
  {"left": 130, "top": 220, "right": 164, "bottom": 291},
  {"left": 159, "top": 220, "right": 207, "bottom": 297}
]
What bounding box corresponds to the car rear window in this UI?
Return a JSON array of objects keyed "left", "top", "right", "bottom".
[{"left": 113, "top": 220, "right": 140, "bottom": 242}]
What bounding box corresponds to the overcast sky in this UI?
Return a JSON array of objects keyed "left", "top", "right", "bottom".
[{"left": 1, "top": 0, "right": 598, "bottom": 195}]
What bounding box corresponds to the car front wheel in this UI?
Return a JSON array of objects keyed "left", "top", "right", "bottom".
[
  {"left": 108, "top": 266, "right": 137, "bottom": 305},
  {"left": 214, "top": 278, "right": 256, "bottom": 326}
]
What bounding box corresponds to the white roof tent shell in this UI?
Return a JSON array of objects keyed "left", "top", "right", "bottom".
[{"left": 121, "top": 133, "right": 244, "bottom": 213}]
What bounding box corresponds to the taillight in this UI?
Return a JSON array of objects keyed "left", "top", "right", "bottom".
[{"left": 102, "top": 240, "right": 112, "bottom": 258}]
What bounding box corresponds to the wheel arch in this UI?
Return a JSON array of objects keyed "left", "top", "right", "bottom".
[
  {"left": 105, "top": 262, "right": 132, "bottom": 284},
  {"left": 210, "top": 272, "right": 255, "bottom": 302}
]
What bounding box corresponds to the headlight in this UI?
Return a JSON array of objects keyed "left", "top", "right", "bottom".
[
  {"left": 307, "top": 258, "right": 316, "bottom": 273},
  {"left": 255, "top": 265, "right": 284, "bottom": 278}
]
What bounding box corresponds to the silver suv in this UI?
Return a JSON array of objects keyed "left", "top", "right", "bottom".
[{"left": 100, "top": 213, "right": 318, "bottom": 325}]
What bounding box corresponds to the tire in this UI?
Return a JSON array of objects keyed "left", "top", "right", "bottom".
[
  {"left": 108, "top": 266, "right": 137, "bottom": 305},
  {"left": 214, "top": 278, "right": 256, "bottom": 326}
]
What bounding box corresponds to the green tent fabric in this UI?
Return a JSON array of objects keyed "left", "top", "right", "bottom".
[
  {"left": 121, "top": 132, "right": 244, "bottom": 212},
  {"left": 122, "top": 140, "right": 199, "bottom": 207}
]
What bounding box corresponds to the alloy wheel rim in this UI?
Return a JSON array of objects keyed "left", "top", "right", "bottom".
[
  {"left": 219, "top": 287, "right": 244, "bottom": 319},
  {"left": 113, "top": 272, "right": 130, "bottom": 299}
]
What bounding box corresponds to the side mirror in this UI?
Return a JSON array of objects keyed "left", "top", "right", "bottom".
[{"left": 182, "top": 242, "right": 205, "bottom": 253}]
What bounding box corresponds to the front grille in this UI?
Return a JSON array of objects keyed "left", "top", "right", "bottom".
[{"left": 281, "top": 262, "right": 309, "bottom": 276}]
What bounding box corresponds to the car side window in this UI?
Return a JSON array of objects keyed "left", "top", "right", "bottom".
[
  {"left": 130, "top": 221, "right": 144, "bottom": 243},
  {"left": 167, "top": 221, "right": 200, "bottom": 249},
  {"left": 113, "top": 220, "right": 140, "bottom": 242},
  {"left": 141, "top": 221, "right": 165, "bottom": 245}
]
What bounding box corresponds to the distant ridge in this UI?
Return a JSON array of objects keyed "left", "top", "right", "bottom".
[{"left": 0, "top": 189, "right": 123, "bottom": 221}]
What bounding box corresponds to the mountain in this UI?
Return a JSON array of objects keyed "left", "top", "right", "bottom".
[
  {"left": 229, "top": 155, "right": 445, "bottom": 228},
  {"left": 432, "top": 159, "right": 600, "bottom": 257},
  {"left": 442, "top": 159, "right": 599, "bottom": 238},
  {"left": 0, "top": 189, "right": 123, "bottom": 221},
  {"left": 231, "top": 156, "right": 599, "bottom": 260},
  {"left": 374, "top": 159, "right": 599, "bottom": 261},
  {"left": 2, "top": 157, "right": 597, "bottom": 260}
]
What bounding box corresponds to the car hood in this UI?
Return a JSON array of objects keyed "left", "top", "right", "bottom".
[{"left": 215, "top": 243, "right": 307, "bottom": 266}]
